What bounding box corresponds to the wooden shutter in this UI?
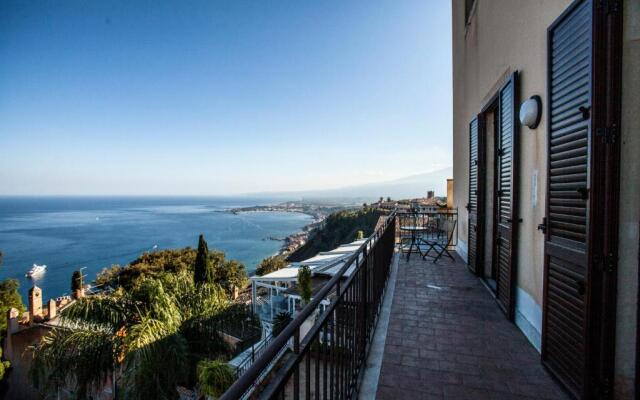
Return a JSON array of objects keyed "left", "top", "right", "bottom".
[
  {"left": 495, "top": 72, "right": 519, "bottom": 319},
  {"left": 467, "top": 116, "right": 483, "bottom": 273},
  {"left": 542, "top": 0, "right": 592, "bottom": 397}
]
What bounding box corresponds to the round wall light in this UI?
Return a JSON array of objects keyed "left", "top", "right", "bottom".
[{"left": 519, "top": 95, "right": 542, "bottom": 129}]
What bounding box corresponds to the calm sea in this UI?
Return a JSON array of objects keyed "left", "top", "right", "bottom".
[{"left": 0, "top": 196, "right": 312, "bottom": 302}]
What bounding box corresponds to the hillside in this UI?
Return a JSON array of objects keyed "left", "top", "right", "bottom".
[
  {"left": 246, "top": 167, "right": 452, "bottom": 202},
  {"left": 286, "top": 208, "right": 385, "bottom": 262}
]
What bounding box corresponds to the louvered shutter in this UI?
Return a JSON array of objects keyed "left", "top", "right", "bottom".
[
  {"left": 495, "top": 72, "right": 519, "bottom": 319},
  {"left": 542, "top": 0, "right": 592, "bottom": 397},
  {"left": 467, "top": 117, "right": 483, "bottom": 273}
]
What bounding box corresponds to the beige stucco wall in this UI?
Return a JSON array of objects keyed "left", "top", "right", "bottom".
[
  {"left": 615, "top": 0, "right": 640, "bottom": 396},
  {"left": 452, "top": 0, "right": 638, "bottom": 394},
  {"left": 452, "top": 0, "right": 571, "bottom": 307}
]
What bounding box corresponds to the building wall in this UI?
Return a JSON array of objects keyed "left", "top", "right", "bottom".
[
  {"left": 4, "top": 326, "right": 51, "bottom": 400},
  {"left": 452, "top": 0, "right": 639, "bottom": 395},
  {"left": 452, "top": 0, "right": 572, "bottom": 346},
  {"left": 616, "top": 0, "right": 640, "bottom": 396}
]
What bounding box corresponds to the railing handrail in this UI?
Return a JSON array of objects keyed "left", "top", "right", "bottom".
[{"left": 220, "top": 211, "right": 397, "bottom": 400}]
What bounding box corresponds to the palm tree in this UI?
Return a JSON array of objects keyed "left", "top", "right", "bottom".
[
  {"left": 31, "top": 271, "right": 231, "bottom": 400},
  {"left": 272, "top": 311, "right": 292, "bottom": 336},
  {"left": 196, "top": 359, "right": 235, "bottom": 399}
]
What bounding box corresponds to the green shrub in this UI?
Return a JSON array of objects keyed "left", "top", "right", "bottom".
[
  {"left": 297, "top": 266, "right": 312, "bottom": 305},
  {"left": 256, "top": 256, "right": 287, "bottom": 276}
]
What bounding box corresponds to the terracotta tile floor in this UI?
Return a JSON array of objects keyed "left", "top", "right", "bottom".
[{"left": 375, "top": 253, "right": 569, "bottom": 400}]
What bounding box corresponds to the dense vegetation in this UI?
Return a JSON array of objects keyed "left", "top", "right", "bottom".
[
  {"left": 287, "top": 208, "right": 385, "bottom": 262},
  {"left": 31, "top": 270, "right": 239, "bottom": 399},
  {"left": 297, "top": 266, "right": 312, "bottom": 304},
  {"left": 255, "top": 255, "right": 288, "bottom": 276},
  {"left": 95, "top": 246, "right": 248, "bottom": 297},
  {"left": 0, "top": 251, "right": 24, "bottom": 382},
  {"left": 29, "top": 236, "right": 259, "bottom": 399},
  {"left": 272, "top": 311, "right": 292, "bottom": 336},
  {"left": 0, "top": 279, "right": 25, "bottom": 334},
  {"left": 71, "top": 270, "right": 82, "bottom": 293}
]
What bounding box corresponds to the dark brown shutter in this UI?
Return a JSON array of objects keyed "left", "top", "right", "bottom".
[
  {"left": 467, "top": 116, "right": 483, "bottom": 273},
  {"left": 542, "top": 0, "right": 592, "bottom": 397},
  {"left": 495, "top": 72, "right": 519, "bottom": 319}
]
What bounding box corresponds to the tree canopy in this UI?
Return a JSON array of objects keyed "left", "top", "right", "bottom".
[
  {"left": 297, "top": 266, "right": 312, "bottom": 305},
  {"left": 71, "top": 270, "right": 83, "bottom": 293},
  {"left": 287, "top": 208, "right": 384, "bottom": 262},
  {"left": 194, "top": 234, "right": 214, "bottom": 284},
  {"left": 31, "top": 271, "right": 235, "bottom": 400},
  {"left": 0, "top": 347, "right": 9, "bottom": 381},
  {"left": 0, "top": 250, "right": 17, "bottom": 382},
  {"left": 94, "top": 247, "right": 248, "bottom": 296},
  {"left": 196, "top": 359, "right": 235, "bottom": 398},
  {"left": 0, "top": 279, "right": 25, "bottom": 334},
  {"left": 272, "top": 311, "right": 292, "bottom": 336},
  {"left": 255, "top": 255, "right": 288, "bottom": 276}
]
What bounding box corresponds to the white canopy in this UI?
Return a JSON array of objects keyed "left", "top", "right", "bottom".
[
  {"left": 251, "top": 238, "right": 367, "bottom": 283},
  {"left": 250, "top": 267, "right": 299, "bottom": 282}
]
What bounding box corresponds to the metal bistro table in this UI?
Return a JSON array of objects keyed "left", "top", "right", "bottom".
[{"left": 399, "top": 225, "right": 432, "bottom": 260}]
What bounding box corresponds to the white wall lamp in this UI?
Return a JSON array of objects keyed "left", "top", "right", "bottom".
[{"left": 519, "top": 95, "right": 542, "bottom": 129}]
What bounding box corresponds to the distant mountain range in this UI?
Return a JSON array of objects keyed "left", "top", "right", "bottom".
[{"left": 250, "top": 167, "right": 453, "bottom": 203}]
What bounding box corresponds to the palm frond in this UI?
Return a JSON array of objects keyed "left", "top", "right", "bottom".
[
  {"left": 121, "top": 317, "right": 189, "bottom": 400},
  {"left": 62, "top": 295, "right": 129, "bottom": 331},
  {"left": 30, "top": 328, "right": 116, "bottom": 400},
  {"left": 197, "top": 359, "right": 235, "bottom": 398}
]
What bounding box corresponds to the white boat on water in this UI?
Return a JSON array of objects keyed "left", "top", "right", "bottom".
[{"left": 26, "top": 264, "right": 46, "bottom": 278}]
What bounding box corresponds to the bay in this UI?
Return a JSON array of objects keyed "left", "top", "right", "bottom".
[{"left": 0, "top": 196, "right": 312, "bottom": 302}]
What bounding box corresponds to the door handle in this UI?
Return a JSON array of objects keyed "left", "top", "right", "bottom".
[
  {"left": 537, "top": 217, "right": 547, "bottom": 234},
  {"left": 576, "top": 187, "right": 589, "bottom": 200},
  {"left": 578, "top": 106, "right": 591, "bottom": 120}
]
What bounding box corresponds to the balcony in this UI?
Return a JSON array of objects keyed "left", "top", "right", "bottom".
[
  {"left": 222, "top": 212, "right": 568, "bottom": 399},
  {"left": 368, "top": 254, "right": 568, "bottom": 399}
]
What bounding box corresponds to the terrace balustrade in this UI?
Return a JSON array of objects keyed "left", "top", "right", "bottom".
[{"left": 221, "top": 211, "right": 397, "bottom": 399}]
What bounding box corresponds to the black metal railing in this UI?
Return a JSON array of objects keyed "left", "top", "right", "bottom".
[
  {"left": 396, "top": 209, "right": 458, "bottom": 259},
  {"left": 220, "top": 212, "right": 397, "bottom": 400},
  {"left": 234, "top": 333, "right": 273, "bottom": 378}
]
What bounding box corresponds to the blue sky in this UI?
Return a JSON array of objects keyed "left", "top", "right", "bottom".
[{"left": 0, "top": 1, "right": 452, "bottom": 195}]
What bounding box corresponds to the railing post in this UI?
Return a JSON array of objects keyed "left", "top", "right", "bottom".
[
  {"left": 293, "top": 326, "right": 300, "bottom": 400},
  {"left": 360, "top": 247, "right": 368, "bottom": 357}
]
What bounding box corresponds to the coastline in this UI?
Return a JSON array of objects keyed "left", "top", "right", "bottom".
[
  {"left": 0, "top": 197, "right": 316, "bottom": 303},
  {"left": 227, "top": 201, "right": 341, "bottom": 258},
  {"left": 275, "top": 219, "right": 323, "bottom": 257},
  {"left": 234, "top": 210, "right": 322, "bottom": 258}
]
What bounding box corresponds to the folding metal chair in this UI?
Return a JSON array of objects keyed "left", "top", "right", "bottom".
[{"left": 423, "top": 214, "right": 457, "bottom": 263}]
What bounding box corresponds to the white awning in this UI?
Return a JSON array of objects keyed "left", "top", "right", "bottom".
[
  {"left": 250, "top": 239, "right": 366, "bottom": 283},
  {"left": 315, "top": 261, "right": 356, "bottom": 278},
  {"left": 251, "top": 267, "right": 300, "bottom": 282}
]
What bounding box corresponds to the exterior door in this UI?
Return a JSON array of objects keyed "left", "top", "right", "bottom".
[
  {"left": 542, "top": 0, "right": 622, "bottom": 397},
  {"left": 543, "top": 1, "right": 594, "bottom": 395},
  {"left": 494, "top": 72, "right": 519, "bottom": 320},
  {"left": 467, "top": 116, "right": 484, "bottom": 274}
]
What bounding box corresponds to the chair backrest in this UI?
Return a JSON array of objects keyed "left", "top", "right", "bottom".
[
  {"left": 445, "top": 216, "right": 458, "bottom": 247},
  {"left": 432, "top": 213, "right": 457, "bottom": 245}
]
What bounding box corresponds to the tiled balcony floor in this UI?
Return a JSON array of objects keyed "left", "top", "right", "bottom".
[{"left": 375, "top": 252, "right": 569, "bottom": 400}]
